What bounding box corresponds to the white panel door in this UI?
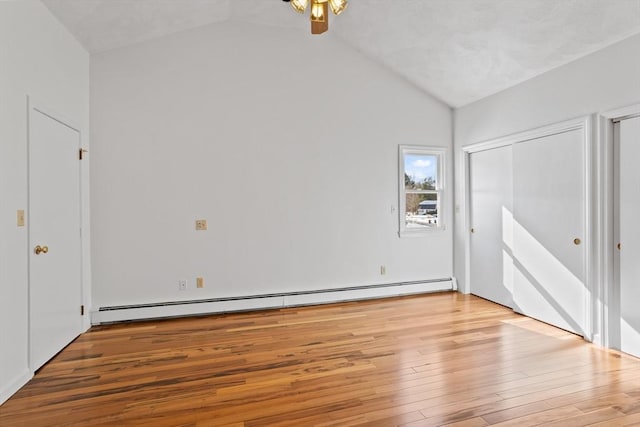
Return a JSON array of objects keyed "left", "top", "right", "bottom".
[
  {"left": 512, "top": 129, "right": 586, "bottom": 336},
  {"left": 469, "top": 145, "right": 513, "bottom": 307},
  {"left": 29, "top": 107, "right": 83, "bottom": 370},
  {"left": 619, "top": 116, "right": 640, "bottom": 358}
]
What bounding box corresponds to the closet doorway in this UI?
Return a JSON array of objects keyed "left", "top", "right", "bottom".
[
  {"left": 615, "top": 114, "right": 640, "bottom": 358},
  {"left": 465, "top": 117, "right": 592, "bottom": 339}
]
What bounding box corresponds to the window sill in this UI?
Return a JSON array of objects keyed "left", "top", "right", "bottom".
[{"left": 398, "top": 225, "right": 446, "bottom": 238}]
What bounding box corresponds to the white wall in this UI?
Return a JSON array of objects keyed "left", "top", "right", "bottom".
[
  {"left": 0, "top": 1, "right": 90, "bottom": 404},
  {"left": 90, "top": 21, "right": 453, "bottom": 310},
  {"left": 454, "top": 33, "right": 640, "bottom": 292}
]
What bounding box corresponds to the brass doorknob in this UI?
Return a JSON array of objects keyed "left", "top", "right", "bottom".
[
  {"left": 34, "top": 245, "right": 49, "bottom": 255},
  {"left": 470, "top": 228, "right": 475, "bottom": 233},
  {"left": 573, "top": 238, "right": 581, "bottom": 246},
  {"left": 617, "top": 243, "right": 621, "bottom": 251}
]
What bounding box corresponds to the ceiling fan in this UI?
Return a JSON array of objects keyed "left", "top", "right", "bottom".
[{"left": 282, "top": 0, "right": 348, "bottom": 34}]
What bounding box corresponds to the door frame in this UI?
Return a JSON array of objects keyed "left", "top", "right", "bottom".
[
  {"left": 599, "top": 103, "right": 640, "bottom": 350},
  {"left": 26, "top": 96, "right": 85, "bottom": 371},
  {"left": 461, "top": 115, "right": 597, "bottom": 342}
]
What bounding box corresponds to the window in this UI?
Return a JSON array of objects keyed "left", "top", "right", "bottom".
[{"left": 398, "top": 145, "right": 445, "bottom": 236}]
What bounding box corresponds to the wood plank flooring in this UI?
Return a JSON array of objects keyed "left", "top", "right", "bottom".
[{"left": 1, "top": 292, "right": 639, "bottom": 426}]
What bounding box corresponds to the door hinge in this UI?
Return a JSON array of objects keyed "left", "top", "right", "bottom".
[
  {"left": 81, "top": 305, "right": 85, "bottom": 316},
  {"left": 79, "top": 148, "right": 88, "bottom": 160}
]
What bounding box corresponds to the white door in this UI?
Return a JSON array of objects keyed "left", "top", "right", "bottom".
[
  {"left": 512, "top": 129, "right": 586, "bottom": 336},
  {"left": 29, "top": 106, "right": 83, "bottom": 371},
  {"left": 469, "top": 145, "right": 513, "bottom": 307},
  {"left": 619, "top": 116, "right": 640, "bottom": 358}
]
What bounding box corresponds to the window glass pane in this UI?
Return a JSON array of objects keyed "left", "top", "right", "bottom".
[
  {"left": 404, "top": 154, "right": 437, "bottom": 191},
  {"left": 405, "top": 194, "right": 438, "bottom": 228},
  {"left": 399, "top": 146, "right": 444, "bottom": 235}
]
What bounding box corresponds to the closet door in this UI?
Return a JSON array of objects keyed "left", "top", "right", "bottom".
[
  {"left": 469, "top": 145, "right": 513, "bottom": 307},
  {"left": 512, "top": 129, "right": 586, "bottom": 336},
  {"left": 619, "top": 116, "right": 640, "bottom": 358}
]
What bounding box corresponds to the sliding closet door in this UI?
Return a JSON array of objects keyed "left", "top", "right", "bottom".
[
  {"left": 469, "top": 145, "right": 513, "bottom": 307},
  {"left": 512, "top": 129, "right": 586, "bottom": 336},
  {"left": 619, "top": 116, "right": 640, "bottom": 358}
]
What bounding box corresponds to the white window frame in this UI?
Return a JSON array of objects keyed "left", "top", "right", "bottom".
[{"left": 398, "top": 145, "right": 445, "bottom": 237}]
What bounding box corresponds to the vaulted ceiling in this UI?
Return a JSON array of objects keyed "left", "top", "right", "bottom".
[{"left": 43, "top": 0, "right": 640, "bottom": 107}]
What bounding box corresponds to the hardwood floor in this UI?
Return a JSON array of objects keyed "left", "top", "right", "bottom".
[{"left": 1, "top": 292, "right": 639, "bottom": 426}]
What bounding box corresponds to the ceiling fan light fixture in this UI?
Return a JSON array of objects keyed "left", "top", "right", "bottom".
[
  {"left": 310, "top": 0, "right": 328, "bottom": 22},
  {"left": 288, "top": 0, "right": 344, "bottom": 34},
  {"left": 290, "top": 0, "right": 309, "bottom": 13},
  {"left": 328, "top": 0, "right": 348, "bottom": 15},
  {"left": 310, "top": 0, "right": 329, "bottom": 34}
]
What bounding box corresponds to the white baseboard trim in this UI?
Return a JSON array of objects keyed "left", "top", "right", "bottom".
[
  {"left": 0, "top": 369, "right": 32, "bottom": 406},
  {"left": 91, "top": 279, "right": 453, "bottom": 325}
]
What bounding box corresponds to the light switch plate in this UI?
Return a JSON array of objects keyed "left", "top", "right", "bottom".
[
  {"left": 195, "top": 219, "right": 207, "bottom": 231},
  {"left": 17, "top": 210, "right": 25, "bottom": 227},
  {"left": 196, "top": 277, "right": 204, "bottom": 288}
]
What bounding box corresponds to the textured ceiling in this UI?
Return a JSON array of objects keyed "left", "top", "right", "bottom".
[{"left": 43, "top": 0, "right": 640, "bottom": 107}]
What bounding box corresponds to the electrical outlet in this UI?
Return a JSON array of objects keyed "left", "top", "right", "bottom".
[
  {"left": 178, "top": 279, "right": 187, "bottom": 290},
  {"left": 196, "top": 277, "right": 204, "bottom": 288},
  {"left": 195, "top": 219, "right": 207, "bottom": 231},
  {"left": 380, "top": 265, "right": 386, "bottom": 275}
]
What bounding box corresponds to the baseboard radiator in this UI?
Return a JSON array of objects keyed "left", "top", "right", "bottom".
[{"left": 91, "top": 278, "right": 453, "bottom": 325}]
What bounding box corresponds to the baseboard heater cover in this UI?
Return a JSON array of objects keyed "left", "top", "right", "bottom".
[{"left": 91, "top": 278, "right": 453, "bottom": 324}]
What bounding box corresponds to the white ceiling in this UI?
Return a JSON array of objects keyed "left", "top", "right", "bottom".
[{"left": 43, "top": 0, "right": 640, "bottom": 107}]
